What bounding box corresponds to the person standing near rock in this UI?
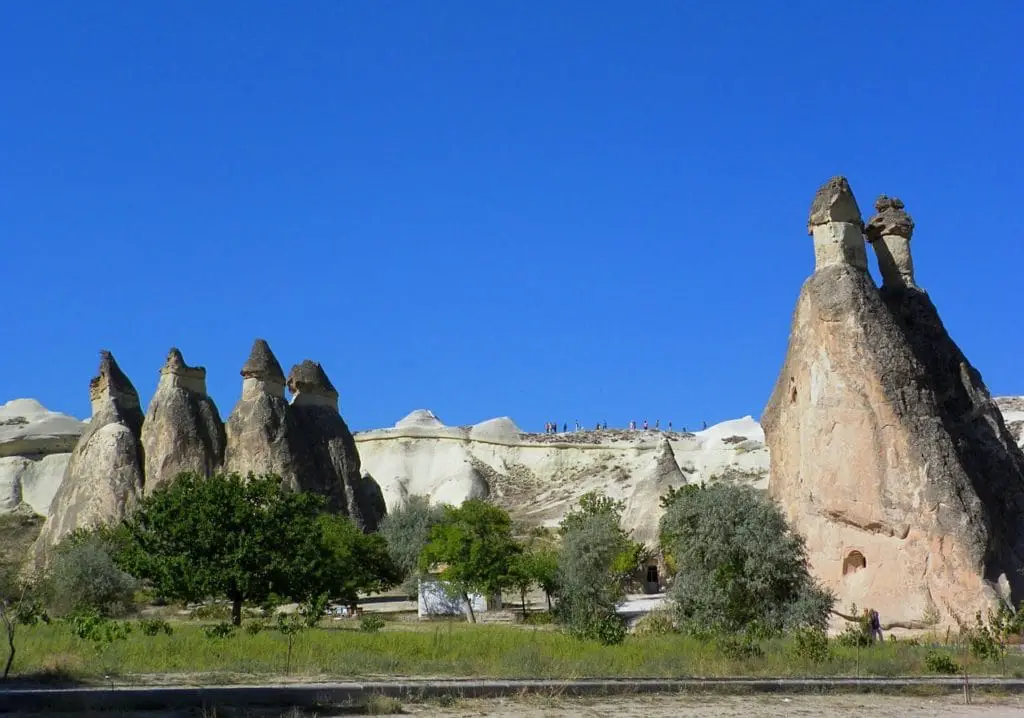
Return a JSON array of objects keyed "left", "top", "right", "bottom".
[{"left": 870, "top": 609, "right": 883, "bottom": 643}]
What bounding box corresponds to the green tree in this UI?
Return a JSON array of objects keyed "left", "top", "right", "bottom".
[
  {"left": 116, "top": 472, "right": 334, "bottom": 625},
  {"left": 316, "top": 514, "right": 401, "bottom": 607},
  {"left": 527, "top": 548, "right": 559, "bottom": 611},
  {"left": 0, "top": 569, "right": 47, "bottom": 681},
  {"left": 378, "top": 495, "right": 446, "bottom": 597},
  {"left": 659, "top": 483, "right": 833, "bottom": 637},
  {"left": 45, "top": 529, "right": 137, "bottom": 617},
  {"left": 419, "top": 499, "right": 520, "bottom": 623},
  {"left": 561, "top": 491, "right": 649, "bottom": 589},
  {"left": 555, "top": 512, "right": 628, "bottom": 644}
]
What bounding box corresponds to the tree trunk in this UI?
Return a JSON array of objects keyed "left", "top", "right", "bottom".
[
  {"left": 231, "top": 595, "right": 243, "bottom": 626},
  {"left": 463, "top": 593, "right": 476, "bottom": 624},
  {"left": 2, "top": 615, "right": 14, "bottom": 681},
  {"left": 521, "top": 590, "right": 527, "bottom": 618},
  {"left": 545, "top": 591, "right": 552, "bottom": 612}
]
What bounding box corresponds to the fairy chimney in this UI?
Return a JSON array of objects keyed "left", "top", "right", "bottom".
[
  {"left": 866, "top": 195, "right": 916, "bottom": 288},
  {"left": 141, "top": 348, "right": 226, "bottom": 492},
  {"left": 807, "top": 176, "right": 868, "bottom": 271}
]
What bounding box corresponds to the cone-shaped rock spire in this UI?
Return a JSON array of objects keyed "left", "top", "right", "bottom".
[{"left": 141, "top": 348, "right": 225, "bottom": 493}]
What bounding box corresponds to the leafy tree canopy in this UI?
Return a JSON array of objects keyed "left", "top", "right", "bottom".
[
  {"left": 419, "top": 499, "right": 520, "bottom": 622},
  {"left": 115, "top": 471, "right": 390, "bottom": 624},
  {"left": 659, "top": 483, "right": 834, "bottom": 637},
  {"left": 378, "top": 494, "right": 447, "bottom": 579}
]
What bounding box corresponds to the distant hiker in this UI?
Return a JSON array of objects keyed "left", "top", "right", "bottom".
[
  {"left": 655, "top": 419, "right": 660, "bottom": 430},
  {"left": 602, "top": 420, "right": 607, "bottom": 430},
  {"left": 563, "top": 422, "right": 567, "bottom": 433},
  {"left": 575, "top": 420, "right": 581, "bottom": 432},
  {"left": 643, "top": 419, "right": 648, "bottom": 431},
  {"left": 702, "top": 420, "right": 707, "bottom": 430},
  {"left": 595, "top": 422, "right": 600, "bottom": 430},
  {"left": 629, "top": 420, "right": 636, "bottom": 431},
  {"left": 870, "top": 609, "right": 883, "bottom": 643},
  {"left": 668, "top": 421, "right": 673, "bottom": 432}
]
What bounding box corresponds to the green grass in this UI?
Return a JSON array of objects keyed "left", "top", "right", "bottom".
[{"left": 11, "top": 621, "right": 1024, "bottom": 684}]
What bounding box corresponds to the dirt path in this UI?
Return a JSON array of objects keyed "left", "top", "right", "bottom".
[{"left": 403, "top": 694, "right": 1024, "bottom": 718}]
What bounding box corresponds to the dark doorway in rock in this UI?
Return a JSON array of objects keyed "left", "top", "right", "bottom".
[
  {"left": 843, "top": 550, "right": 867, "bottom": 576},
  {"left": 643, "top": 565, "right": 659, "bottom": 594}
]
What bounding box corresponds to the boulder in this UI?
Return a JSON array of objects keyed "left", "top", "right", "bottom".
[
  {"left": 287, "top": 359, "right": 385, "bottom": 531},
  {"left": 224, "top": 339, "right": 309, "bottom": 491},
  {"left": 32, "top": 351, "right": 145, "bottom": 568},
  {"left": 763, "top": 177, "right": 1024, "bottom": 630},
  {"left": 141, "top": 348, "right": 226, "bottom": 493},
  {"left": 0, "top": 399, "right": 85, "bottom": 515}
]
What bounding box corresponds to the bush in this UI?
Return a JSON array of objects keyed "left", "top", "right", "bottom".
[
  {"left": 790, "top": 627, "right": 831, "bottom": 663},
  {"left": 190, "top": 603, "right": 233, "bottom": 621},
  {"left": 523, "top": 611, "right": 554, "bottom": 625},
  {"left": 925, "top": 651, "right": 962, "bottom": 674},
  {"left": 360, "top": 614, "right": 387, "bottom": 633},
  {"left": 835, "top": 622, "right": 872, "bottom": 648},
  {"left": 717, "top": 635, "right": 763, "bottom": 660},
  {"left": 46, "top": 531, "right": 137, "bottom": 617},
  {"left": 244, "top": 620, "right": 266, "bottom": 635},
  {"left": 202, "top": 621, "right": 236, "bottom": 639},
  {"left": 138, "top": 618, "right": 173, "bottom": 636},
  {"left": 554, "top": 497, "right": 630, "bottom": 645},
  {"left": 633, "top": 609, "right": 677, "bottom": 636},
  {"left": 659, "top": 484, "right": 833, "bottom": 637}
]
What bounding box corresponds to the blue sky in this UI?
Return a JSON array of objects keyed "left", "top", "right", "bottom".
[{"left": 3, "top": 2, "right": 1022, "bottom": 432}]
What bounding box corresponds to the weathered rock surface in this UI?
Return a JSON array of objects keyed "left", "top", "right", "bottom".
[
  {"left": 224, "top": 339, "right": 310, "bottom": 491},
  {"left": 763, "top": 178, "right": 1024, "bottom": 630},
  {"left": 356, "top": 412, "right": 767, "bottom": 545},
  {"left": 141, "top": 349, "right": 226, "bottom": 493},
  {"left": 32, "top": 352, "right": 145, "bottom": 568},
  {"left": 287, "top": 359, "right": 385, "bottom": 531},
  {"left": 0, "top": 399, "right": 86, "bottom": 515},
  {"left": 995, "top": 397, "right": 1024, "bottom": 449}
]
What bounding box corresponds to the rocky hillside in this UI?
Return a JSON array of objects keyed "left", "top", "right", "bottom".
[{"left": 355, "top": 411, "right": 768, "bottom": 545}]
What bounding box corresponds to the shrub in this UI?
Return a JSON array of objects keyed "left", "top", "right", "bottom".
[
  {"left": 523, "top": 611, "right": 554, "bottom": 625},
  {"left": 244, "top": 619, "right": 266, "bottom": 635},
  {"left": 659, "top": 484, "right": 833, "bottom": 637},
  {"left": 202, "top": 621, "right": 236, "bottom": 639},
  {"left": 834, "top": 619, "right": 872, "bottom": 648},
  {"left": 138, "top": 618, "right": 173, "bottom": 636},
  {"left": 717, "top": 635, "right": 763, "bottom": 660},
  {"left": 633, "top": 609, "right": 677, "bottom": 636},
  {"left": 360, "top": 614, "right": 387, "bottom": 633},
  {"left": 790, "top": 627, "right": 831, "bottom": 663},
  {"left": 924, "top": 651, "right": 962, "bottom": 675},
  {"left": 554, "top": 496, "right": 631, "bottom": 645},
  {"left": 46, "top": 531, "right": 137, "bottom": 617}
]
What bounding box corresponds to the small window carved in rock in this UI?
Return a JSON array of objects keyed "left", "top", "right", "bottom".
[
  {"left": 843, "top": 550, "right": 867, "bottom": 576},
  {"left": 790, "top": 386, "right": 798, "bottom": 404}
]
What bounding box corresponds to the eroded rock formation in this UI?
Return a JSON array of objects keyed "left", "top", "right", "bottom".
[
  {"left": 141, "top": 348, "right": 226, "bottom": 493},
  {"left": 763, "top": 177, "right": 1024, "bottom": 629},
  {"left": 224, "top": 339, "right": 310, "bottom": 491},
  {"left": 287, "top": 359, "right": 385, "bottom": 531},
  {"left": 33, "top": 352, "right": 145, "bottom": 567},
  {"left": 0, "top": 400, "right": 85, "bottom": 515}
]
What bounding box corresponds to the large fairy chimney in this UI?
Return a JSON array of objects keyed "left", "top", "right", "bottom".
[
  {"left": 866, "top": 195, "right": 916, "bottom": 288},
  {"left": 224, "top": 339, "right": 310, "bottom": 490},
  {"left": 141, "top": 348, "right": 226, "bottom": 492},
  {"left": 807, "top": 176, "right": 868, "bottom": 271},
  {"left": 762, "top": 176, "right": 1023, "bottom": 631},
  {"left": 32, "top": 351, "right": 145, "bottom": 571},
  {"left": 287, "top": 359, "right": 387, "bottom": 530}
]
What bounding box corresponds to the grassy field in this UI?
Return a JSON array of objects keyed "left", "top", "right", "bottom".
[{"left": 11, "top": 618, "right": 1024, "bottom": 684}]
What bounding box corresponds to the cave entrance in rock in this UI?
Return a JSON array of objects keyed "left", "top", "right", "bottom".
[{"left": 843, "top": 550, "right": 867, "bottom": 576}]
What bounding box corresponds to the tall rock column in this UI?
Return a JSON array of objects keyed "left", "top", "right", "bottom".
[
  {"left": 868, "top": 197, "right": 1024, "bottom": 602},
  {"left": 287, "top": 360, "right": 386, "bottom": 531},
  {"left": 866, "top": 195, "right": 916, "bottom": 288},
  {"left": 763, "top": 177, "right": 1009, "bottom": 630},
  {"left": 141, "top": 348, "right": 226, "bottom": 493},
  {"left": 32, "top": 351, "right": 145, "bottom": 568},
  {"left": 224, "top": 339, "right": 310, "bottom": 491}
]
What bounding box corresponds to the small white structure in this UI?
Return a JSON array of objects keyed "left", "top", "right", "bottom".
[{"left": 417, "top": 578, "right": 489, "bottom": 618}]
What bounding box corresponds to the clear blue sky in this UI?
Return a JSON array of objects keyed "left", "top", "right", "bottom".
[{"left": 3, "top": 2, "right": 1022, "bottom": 432}]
